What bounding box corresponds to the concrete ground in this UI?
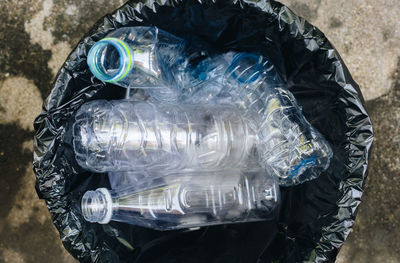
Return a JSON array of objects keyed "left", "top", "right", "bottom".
[{"left": 0, "top": 0, "right": 398, "bottom": 262}]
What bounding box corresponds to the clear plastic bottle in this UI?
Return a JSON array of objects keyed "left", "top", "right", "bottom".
[
  {"left": 87, "top": 26, "right": 188, "bottom": 101},
  {"left": 73, "top": 99, "right": 256, "bottom": 172},
  {"left": 85, "top": 24, "right": 332, "bottom": 185},
  {"left": 180, "top": 53, "right": 333, "bottom": 185},
  {"left": 106, "top": 157, "right": 263, "bottom": 190},
  {"left": 81, "top": 168, "right": 279, "bottom": 230}
]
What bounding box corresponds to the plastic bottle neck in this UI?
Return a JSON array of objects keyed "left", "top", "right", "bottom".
[
  {"left": 81, "top": 188, "right": 113, "bottom": 224},
  {"left": 87, "top": 38, "right": 134, "bottom": 83}
]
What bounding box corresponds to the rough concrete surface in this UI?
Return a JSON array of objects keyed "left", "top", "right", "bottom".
[{"left": 0, "top": 0, "right": 398, "bottom": 262}]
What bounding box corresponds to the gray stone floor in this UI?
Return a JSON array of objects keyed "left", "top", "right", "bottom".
[{"left": 0, "top": 0, "right": 398, "bottom": 262}]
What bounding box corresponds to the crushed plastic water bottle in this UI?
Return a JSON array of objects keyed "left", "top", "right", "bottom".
[
  {"left": 106, "top": 158, "right": 263, "bottom": 190},
  {"left": 85, "top": 26, "right": 332, "bottom": 185},
  {"left": 81, "top": 167, "right": 279, "bottom": 230},
  {"left": 73, "top": 100, "right": 256, "bottom": 172},
  {"left": 177, "top": 52, "right": 333, "bottom": 185},
  {"left": 87, "top": 26, "right": 189, "bottom": 101}
]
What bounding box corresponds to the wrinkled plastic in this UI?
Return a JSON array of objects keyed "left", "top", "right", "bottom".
[
  {"left": 73, "top": 99, "right": 256, "bottom": 172},
  {"left": 87, "top": 26, "right": 188, "bottom": 101},
  {"left": 86, "top": 39, "right": 333, "bottom": 184},
  {"left": 82, "top": 168, "right": 279, "bottom": 230},
  {"left": 73, "top": 95, "right": 331, "bottom": 185},
  {"left": 107, "top": 158, "right": 263, "bottom": 190},
  {"left": 180, "top": 51, "right": 333, "bottom": 184},
  {"left": 33, "top": 0, "right": 373, "bottom": 262},
  {"left": 185, "top": 52, "right": 334, "bottom": 183}
]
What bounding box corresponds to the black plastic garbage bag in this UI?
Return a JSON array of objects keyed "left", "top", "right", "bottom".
[{"left": 33, "top": 0, "right": 374, "bottom": 262}]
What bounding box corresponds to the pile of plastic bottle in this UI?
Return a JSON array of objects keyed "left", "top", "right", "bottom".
[{"left": 74, "top": 27, "right": 333, "bottom": 230}]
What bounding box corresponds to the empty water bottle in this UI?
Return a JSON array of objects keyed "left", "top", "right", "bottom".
[
  {"left": 87, "top": 26, "right": 188, "bottom": 101},
  {"left": 179, "top": 52, "right": 333, "bottom": 185},
  {"left": 73, "top": 99, "right": 256, "bottom": 172},
  {"left": 106, "top": 158, "right": 262, "bottom": 190},
  {"left": 81, "top": 168, "right": 279, "bottom": 230},
  {"left": 85, "top": 25, "right": 332, "bottom": 185}
]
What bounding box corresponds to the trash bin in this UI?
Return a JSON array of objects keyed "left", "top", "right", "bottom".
[{"left": 33, "top": 0, "right": 374, "bottom": 262}]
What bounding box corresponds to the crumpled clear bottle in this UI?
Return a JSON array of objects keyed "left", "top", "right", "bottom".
[
  {"left": 177, "top": 52, "right": 333, "bottom": 185},
  {"left": 85, "top": 25, "right": 332, "bottom": 185},
  {"left": 73, "top": 99, "right": 256, "bottom": 172},
  {"left": 81, "top": 167, "right": 279, "bottom": 230},
  {"left": 87, "top": 26, "right": 189, "bottom": 101}
]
